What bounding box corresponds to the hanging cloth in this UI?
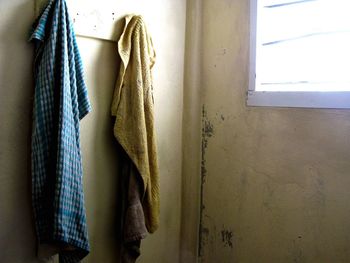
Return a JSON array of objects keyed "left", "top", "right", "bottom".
[
  {"left": 111, "top": 14, "right": 160, "bottom": 235},
  {"left": 111, "top": 14, "right": 160, "bottom": 261},
  {"left": 29, "top": 0, "right": 91, "bottom": 262}
]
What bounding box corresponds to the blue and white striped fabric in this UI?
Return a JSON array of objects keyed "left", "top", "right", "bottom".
[{"left": 29, "top": 0, "right": 91, "bottom": 262}]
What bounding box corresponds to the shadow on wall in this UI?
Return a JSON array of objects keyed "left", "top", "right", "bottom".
[
  {"left": 0, "top": 0, "right": 37, "bottom": 262},
  {"left": 77, "top": 17, "right": 126, "bottom": 262}
]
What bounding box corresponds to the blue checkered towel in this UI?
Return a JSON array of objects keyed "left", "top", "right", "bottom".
[{"left": 29, "top": 0, "right": 91, "bottom": 262}]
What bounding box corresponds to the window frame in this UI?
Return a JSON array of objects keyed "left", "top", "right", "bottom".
[{"left": 247, "top": 0, "right": 350, "bottom": 109}]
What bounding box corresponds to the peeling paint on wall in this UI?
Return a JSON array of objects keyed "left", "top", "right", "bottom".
[
  {"left": 198, "top": 105, "right": 214, "bottom": 258},
  {"left": 221, "top": 227, "right": 234, "bottom": 249}
]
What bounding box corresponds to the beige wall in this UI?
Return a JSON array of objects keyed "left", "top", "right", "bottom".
[
  {"left": 0, "top": 0, "right": 37, "bottom": 262},
  {"left": 198, "top": 0, "right": 350, "bottom": 262},
  {"left": 180, "top": 0, "right": 202, "bottom": 262},
  {"left": 0, "top": 0, "right": 186, "bottom": 262}
]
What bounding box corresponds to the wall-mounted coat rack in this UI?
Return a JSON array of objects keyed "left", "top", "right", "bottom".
[{"left": 35, "top": 0, "right": 150, "bottom": 42}]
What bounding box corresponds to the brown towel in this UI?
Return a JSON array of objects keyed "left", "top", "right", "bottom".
[{"left": 120, "top": 150, "right": 147, "bottom": 263}]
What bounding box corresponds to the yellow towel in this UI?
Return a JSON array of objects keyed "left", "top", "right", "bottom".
[{"left": 111, "top": 15, "right": 159, "bottom": 233}]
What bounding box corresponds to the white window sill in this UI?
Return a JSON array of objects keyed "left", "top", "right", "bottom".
[{"left": 247, "top": 91, "right": 350, "bottom": 109}]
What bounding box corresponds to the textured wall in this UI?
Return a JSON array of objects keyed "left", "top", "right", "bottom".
[
  {"left": 198, "top": 0, "right": 350, "bottom": 262},
  {"left": 0, "top": 0, "right": 186, "bottom": 262}
]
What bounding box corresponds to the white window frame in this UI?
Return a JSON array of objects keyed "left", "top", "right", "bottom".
[{"left": 247, "top": 0, "right": 350, "bottom": 109}]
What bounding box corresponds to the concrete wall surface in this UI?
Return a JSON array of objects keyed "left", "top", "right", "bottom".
[
  {"left": 198, "top": 0, "right": 350, "bottom": 262},
  {"left": 0, "top": 0, "right": 186, "bottom": 262}
]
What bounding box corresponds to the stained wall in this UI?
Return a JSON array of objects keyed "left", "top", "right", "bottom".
[{"left": 198, "top": 0, "right": 350, "bottom": 262}]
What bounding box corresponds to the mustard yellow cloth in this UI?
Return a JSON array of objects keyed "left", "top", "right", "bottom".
[{"left": 111, "top": 15, "right": 159, "bottom": 233}]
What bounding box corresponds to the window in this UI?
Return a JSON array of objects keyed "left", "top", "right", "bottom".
[{"left": 248, "top": 0, "right": 350, "bottom": 108}]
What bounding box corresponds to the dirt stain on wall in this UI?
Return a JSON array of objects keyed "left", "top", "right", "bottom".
[
  {"left": 199, "top": 105, "right": 214, "bottom": 258},
  {"left": 221, "top": 228, "right": 234, "bottom": 248}
]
